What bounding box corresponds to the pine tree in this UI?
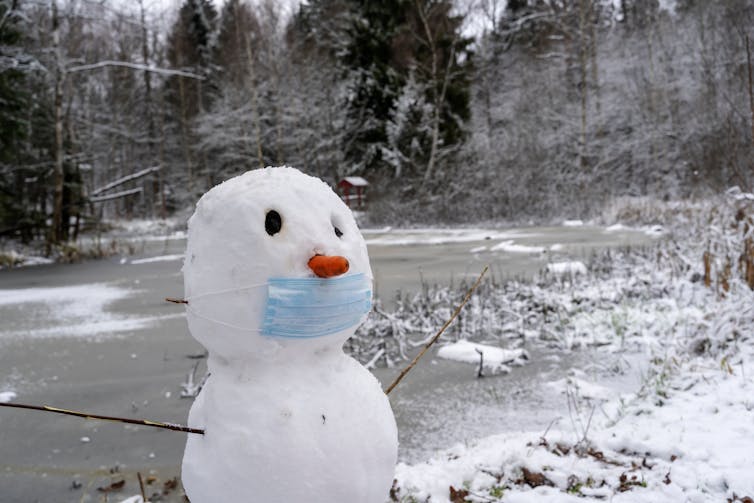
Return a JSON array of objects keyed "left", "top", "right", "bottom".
[
  {"left": 341, "top": 0, "right": 408, "bottom": 175},
  {"left": 165, "top": 0, "right": 218, "bottom": 196},
  {"left": 166, "top": 0, "right": 218, "bottom": 118},
  {"left": 215, "top": 0, "right": 260, "bottom": 88},
  {"left": 383, "top": 0, "right": 472, "bottom": 183},
  {"left": 0, "top": 0, "right": 34, "bottom": 240}
]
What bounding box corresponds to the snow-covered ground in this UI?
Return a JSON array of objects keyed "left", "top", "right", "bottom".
[
  {"left": 393, "top": 354, "right": 754, "bottom": 502},
  {"left": 387, "top": 194, "right": 754, "bottom": 502}
]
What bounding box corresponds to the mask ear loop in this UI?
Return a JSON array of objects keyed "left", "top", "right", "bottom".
[
  {"left": 186, "top": 305, "right": 261, "bottom": 332},
  {"left": 184, "top": 282, "right": 268, "bottom": 302},
  {"left": 179, "top": 281, "right": 269, "bottom": 331},
  {"left": 166, "top": 282, "right": 268, "bottom": 305}
]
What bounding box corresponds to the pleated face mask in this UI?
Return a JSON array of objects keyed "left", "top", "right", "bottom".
[
  {"left": 262, "top": 273, "right": 372, "bottom": 338},
  {"left": 186, "top": 273, "right": 372, "bottom": 339}
]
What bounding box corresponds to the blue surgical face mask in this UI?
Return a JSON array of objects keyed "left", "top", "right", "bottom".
[
  {"left": 262, "top": 273, "right": 372, "bottom": 338},
  {"left": 186, "top": 273, "right": 372, "bottom": 339}
]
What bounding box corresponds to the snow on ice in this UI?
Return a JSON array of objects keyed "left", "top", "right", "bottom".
[
  {"left": 128, "top": 253, "right": 185, "bottom": 265},
  {"left": 436, "top": 339, "right": 528, "bottom": 374},
  {"left": 0, "top": 283, "right": 182, "bottom": 339},
  {"left": 364, "top": 228, "right": 539, "bottom": 246},
  {"left": 490, "top": 240, "right": 545, "bottom": 254},
  {"left": 0, "top": 391, "right": 17, "bottom": 403}
]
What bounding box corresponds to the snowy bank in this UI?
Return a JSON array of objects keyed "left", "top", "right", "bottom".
[
  {"left": 393, "top": 357, "right": 754, "bottom": 502},
  {"left": 0, "top": 249, "right": 54, "bottom": 269},
  {"left": 546, "top": 261, "right": 587, "bottom": 276}
]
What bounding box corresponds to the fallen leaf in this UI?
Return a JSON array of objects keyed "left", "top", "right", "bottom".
[
  {"left": 97, "top": 479, "right": 125, "bottom": 493},
  {"left": 163, "top": 477, "right": 178, "bottom": 494},
  {"left": 521, "top": 467, "right": 553, "bottom": 488},
  {"left": 449, "top": 485, "right": 469, "bottom": 503}
]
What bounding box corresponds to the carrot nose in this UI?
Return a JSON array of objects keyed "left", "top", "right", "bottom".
[{"left": 308, "top": 255, "right": 349, "bottom": 278}]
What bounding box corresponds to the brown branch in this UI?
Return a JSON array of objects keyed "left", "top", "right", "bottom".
[
  {"left": 385, "top": 265, "right": 489, "bottom": 395},
  {"left": 165, "top": 297, "right": 188, "bottom": 304},
  {"left": 0, "top": 402, "right": 204, "bottom": 435},
  {"left": 137, "top": 472, "right": 147, "bottom": 502}
]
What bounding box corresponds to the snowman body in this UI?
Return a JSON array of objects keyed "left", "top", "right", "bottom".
[{"left": 181, "top": 167, "right": 397, "bottom": 503}]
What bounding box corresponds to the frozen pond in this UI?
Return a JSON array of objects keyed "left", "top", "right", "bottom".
[{"left": 0, "top": 224, "right": 656, "bottom": 502}]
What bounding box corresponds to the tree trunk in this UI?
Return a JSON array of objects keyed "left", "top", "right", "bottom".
[
  {"left": 589, "top": 2, "right": 600, "bottom": 117},
  {"left": 178, "top": 76, "right": 194, "bottom": 196},
  {"left": 578, "top": 0, "right": 588, "bottom": 170},
  {"left": 139, "top": 0, "right": 158, "bottom": 217},
  {"left": 243, "top": 26, "right": 264, "bottom": 169},
  {"left": 49, "top": 0, "right": 65, "bottom": 250},
  {"left": 746, "top": 36, "right": 753, "bottom": 153},
  {"left": 417, "top": 0, "right": 455, "bottom": 189}
]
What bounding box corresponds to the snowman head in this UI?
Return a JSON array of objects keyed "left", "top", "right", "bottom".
[{"left": 182, "top": 167, "right": 372, "bottom": 361}]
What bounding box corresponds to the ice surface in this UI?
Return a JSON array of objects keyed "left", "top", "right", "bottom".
[{"left": 181, "top": 167, "right": 397, "bottom": 503}]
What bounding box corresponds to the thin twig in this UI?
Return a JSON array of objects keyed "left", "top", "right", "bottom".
[
  {"left": 475, "top": 348, "right": 485, "bottom": 378},
  {"left": 0, "top": 402, "right": 204, "bottom": 435},
  {"left": 385, "top": 265, "right": 489, "bottom": 395},
  {"left": 165, "top": 297, "right": 188, "bottom": 304},
  {"left": 137, "top": 472, "right": 147, "bottom": 503}
]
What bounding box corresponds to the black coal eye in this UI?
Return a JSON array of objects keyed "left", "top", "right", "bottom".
[
  {"left": 334, "top": 225, "right": 343, "bottom": 238},
  {"left": 265, "top": 210, "right": 282, "bottom": 236}
]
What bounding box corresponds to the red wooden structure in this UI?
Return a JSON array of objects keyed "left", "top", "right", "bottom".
[{"left": 337, "top": 177, "right": 369, "bottom": 209}]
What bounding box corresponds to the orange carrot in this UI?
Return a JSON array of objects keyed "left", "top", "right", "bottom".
[{"left": 308, "top": 255, "right": 349, "bottom": 278}]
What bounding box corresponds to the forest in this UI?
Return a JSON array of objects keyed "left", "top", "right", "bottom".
[{"left": 0, "top": 0, "right": 752, "bottom": 251}]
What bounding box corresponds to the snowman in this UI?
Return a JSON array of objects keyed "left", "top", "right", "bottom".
[{"left": 180, "top": 167, "right": 398, "bottom": 502}]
